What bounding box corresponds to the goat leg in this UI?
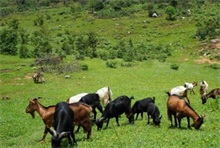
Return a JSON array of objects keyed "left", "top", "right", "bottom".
[
  {"left": 116, "top": 116, "right": 120, "bottom": 126},
  {"left": 75, "top": 125, "right": 81, "bottom": 133},
  {"left": 39, "top": 127, "right": 48, "bottom": 142},
  {"left": 147, "top": 114, "right": 150, "bottom": 124}
]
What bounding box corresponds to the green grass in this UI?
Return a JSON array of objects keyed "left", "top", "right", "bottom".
[
  {"left": 0, "top": 2, "right": 220, "bottom": 147},
  {"left": 0, "top": 54, "right": 220, "bottom": 148}
]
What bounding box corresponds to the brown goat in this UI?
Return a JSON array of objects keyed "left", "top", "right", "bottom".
[
  {"left": 166, "top": 92, "right": 205, "bottom": 130},
  {"left": 201, "top": 88, "right": 220, "bottom": 104},
  {"left": 25, "top": 98, "right": 92, "bottom": 141}
]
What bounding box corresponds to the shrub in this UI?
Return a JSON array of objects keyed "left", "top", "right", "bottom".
[
  {"left": 170, "top": 63, "right": 179, "bottom": 70},
  {"left": 166, "top": 6, "right": 176, "bottom": 20},
  {"left": 209, "top": 64, "right": 220, "bottom": 70},
  {"left": 0, "top": 28, "right": 18, "bottom": 55},
  {"left": 81, "top": 64, "right": 88, "bottom": 71},
  {"left": 19, "top": 45, "right": 31, "bottom": 58},
  {"left": 106, "top": 60, "right": 117, "bottom": 68}
]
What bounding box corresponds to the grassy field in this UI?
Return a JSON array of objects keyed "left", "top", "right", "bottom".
[
  {"left": 0, "top": 54, "right": 219, "bottom": 148},
  {"left": 0, "top": 2, "right": 220, "bottom": 148}
]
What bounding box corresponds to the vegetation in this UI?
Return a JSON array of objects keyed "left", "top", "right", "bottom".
[{"left": 0, "top": 0, "right": 220, "bottom": 148}]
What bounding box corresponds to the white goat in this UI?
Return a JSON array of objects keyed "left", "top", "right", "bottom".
[
  {"left": 96, "top": 86, "right": 113, "bottom": 106},
  {"left": 200, "top": 80, "right": 209, "bottom": 96},
  {"left": 170, "top": 85, "right": 190, "bottom": 104},
  {"left": 184, "top": 81, "right": 197, "bottom": 94},
  {"left": 67, "top": 86, "right": 113, "bottom": 106},
  {"left": 67, "top": 93, "right": 88, "bottom": 103}
]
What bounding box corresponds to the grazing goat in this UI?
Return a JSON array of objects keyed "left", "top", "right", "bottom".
[
  {"left": 25, "top": 98, "right": 92, "bottom": 141},
  {"left": 96, "top": 86, "right": 113, "bottom": 106},
  {"left": 166, "top": 92, "right": 205, "bottom": 129},
  {"left": 68, "top": 102, "right": 92, "bottom": 139},
  {"left": 95, "top": 95, "right": 134, "bottom": 130},
  {"left": 67, "top": 86, "right": 113, "bottom": 106},
  {"left": 47, "top": 102, "right": 76, "bottom": 147},
  {"left": 131, "top": 97, "right": 155, "bottom": 120},
  {"left": 147, "top": 102, "right": 162, "bottom": 126},
  {"left": 170, "top": 85, "right": 190, "bottom": 104},
  {"left": 201, "top": 88, "right": 220, "bottom": 104},
  {"left": 67, "top": 93, "right": 88, "bottom": 104},
  {"left": 200, "top": 80, "right": 209, "bottom": 96},
  {"left": 184, "top": 81, "right": 197, "bottom": 94},
  {"left": 32, "top": 72, "right": 45, "bottom": 83},
  {"left": 79, "top": 93, "right": 103, "bottom": 120}
]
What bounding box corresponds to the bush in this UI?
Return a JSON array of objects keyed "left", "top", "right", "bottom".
[
  {"left": 209, "top": 64, "right": 220, "bottom": 70},
  {"left": 81, "top": 64, "right": 88, "bottom": 71},
  {"left": 106, "top": 60, "right": 117, "bottom": 68},
  {"left": 0, "top": 28, "right": 18, "bottom": 55},
  {"left": 19, "top": 45, "right": 31, "bottom": 58},
  {"left": 170, "top": 63, "right": 179, "bottom": 70}
]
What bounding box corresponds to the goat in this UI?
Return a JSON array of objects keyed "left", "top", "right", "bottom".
[
  {"left": 25, "top": 98, "right": 92, "bottom": 141},
  {"left": 68, "top": 102, "right": 93, "bottom": 139},
  {"left": 166, "top": 92, "right": 205, "bottom": 129},
  {"left": 200, "top": 80, "right": 209, "bottom": 96},
  {"left": 201, "top": 88, "right": 220, "bottom": 104},
  {"left": 47, "top": 102, "right": 76, "bottom": 147},
  {"left": 147, "top": 102, "right": 162, "bottom": 126},
  {"left": 170, "top": 85, "right": 190, "bottom": 104},
  {"left": 95, "top": 95, "right": 134, "bottom": 130},
  {"left": 67, "top": 93, "right": 88, "bottom": 104},
  {"left": 67, "top": 86, "right": 113, "bottom": 106},
  {"left": 79, "top": 93, "right": 103, "bottom": 121},
  {"left": 32, "top": 72, "right": 45, "bottom": 83},
  {"left": 184, "top": 81, "right": 197, "bottom": 94},
  {"left": 131, "top": 97, "right": 155, "bottom": 120},
  {"left": 96, "top": 86, "right": 113, "bottom": 106}
]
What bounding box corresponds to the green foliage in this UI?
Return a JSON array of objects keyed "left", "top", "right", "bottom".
[
  {"left": 106, "top": 60, "right": 117, "bottom": 68},
  {"left": 170, "top": 63, "right": 179, "bottom": 70},
  {"left": 166, "top": 5, "right": 176, "bottom": 20},
  {"left": 208, "top": 64, "right": 220, "bottom": 70},
  {"left": 0, "top": 28, "right": 18, "bottom": 55},
  {"left": 19, "top": 45, "right": 31, "bottom": 58},
  {"left": 196, "top": 17, "right": 220, "bottom": 40},
  {"left": 81, "top": 64, "right": 88, "bottom": 71}
]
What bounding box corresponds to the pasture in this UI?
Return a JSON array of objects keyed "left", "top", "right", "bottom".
[
  {"left": 0, "top": 1, "right": 220, "bottom": 147},
  {"left": 0, "top": 54, "right": 219, "bottom": 148}
]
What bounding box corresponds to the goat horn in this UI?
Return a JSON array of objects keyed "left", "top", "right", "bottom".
[
  {"left": 48, "top": 128, "right": 57, "bottom": 137},
  {"left": 59, "top": 132, "right": 70, "bottom": 138}
]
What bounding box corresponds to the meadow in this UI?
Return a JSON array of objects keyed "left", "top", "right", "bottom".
[
  {"left": 0, "top": 1, "right": 220, "bottom": 148},
  {"left": 0, "top": 54, "right": 219, "bottom": 148}
]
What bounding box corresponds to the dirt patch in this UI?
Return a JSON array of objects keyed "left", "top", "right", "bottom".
[
  {"left": 195, "top": 57, "right": 218, "bottom": 64},
  {"left": 25, "top": 73, "right": 33, "bottom": 79},
  {"left": 0, "top": 69, "right": 13, "bottom": 73}
]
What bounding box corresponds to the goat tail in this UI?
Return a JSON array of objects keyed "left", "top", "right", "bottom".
[{"left": 130, "top": 96, "right": 134, "bottom": 100}]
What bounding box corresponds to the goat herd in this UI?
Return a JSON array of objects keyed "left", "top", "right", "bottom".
[{"left": 25, "top": 80, "right": 220, "bottom": 147}]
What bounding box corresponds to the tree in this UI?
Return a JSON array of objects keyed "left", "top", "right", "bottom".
[
  {"left": 166, "top": 5, "right": 176, "bottom": 20},
  {"left": 0, "top": 28, "right": 18, "bottom": 55}
]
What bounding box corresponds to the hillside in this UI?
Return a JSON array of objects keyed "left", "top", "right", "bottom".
[{"left": 0, "top": 1, "right": 219, "bottom": 64}]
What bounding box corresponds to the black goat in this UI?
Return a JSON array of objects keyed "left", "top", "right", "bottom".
[
  {"left": 47, "top": 102, "right": 76, "bottom": 148},
  {"left": 79, "top": 93, "right": 103, "bottom": 120},
  {"left": 147, "top": 102, "right": 162, "bottom": 126},
  {"left": 131, "top": 97, "right": 155, "bottom": 120},
  {"left": 95, "top": 95, "right": 134, "bottom": 130}
]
